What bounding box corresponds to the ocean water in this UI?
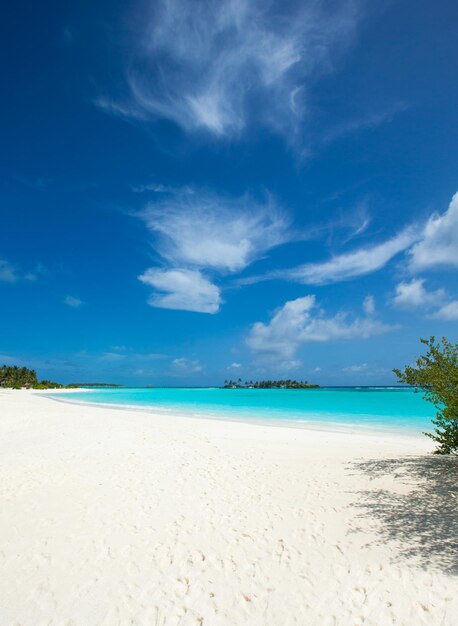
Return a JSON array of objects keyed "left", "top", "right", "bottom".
[{"left": 56, "top": 387, "right": 436, "bottom": 435}]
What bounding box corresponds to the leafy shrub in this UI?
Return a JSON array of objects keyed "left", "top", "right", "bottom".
[{"left": 394, "top": 337, "right": 458, "bottom": 454}]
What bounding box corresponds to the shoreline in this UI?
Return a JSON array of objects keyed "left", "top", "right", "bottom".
[
  {"left": 41, "top": 388, "right": 429, "bottom": 440},
  {"left": 1, "top": 391, "right": 456, "bottom": 625}
]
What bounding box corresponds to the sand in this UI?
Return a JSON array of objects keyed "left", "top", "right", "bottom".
[{"left": 0, "top": 389, "right": 456, "bottom": 625}]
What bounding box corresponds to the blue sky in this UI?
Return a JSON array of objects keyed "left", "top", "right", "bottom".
[{"left": 1, "top": 0, "right": 457, "bottom": 385}]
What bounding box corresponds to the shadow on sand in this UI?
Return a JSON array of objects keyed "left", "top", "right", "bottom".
[{"left": 351, "top": 455, "right": 458, "bottom": 574}]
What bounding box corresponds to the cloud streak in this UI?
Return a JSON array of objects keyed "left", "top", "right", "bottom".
[
  {"left": 139, "top": 188, "right": 290, "bottom": 273},
  {"left": 99, "top": 0, "right": 361, "bottom": 139},
  {"left": 0, "top": 259, "right": 45, "bottom": 283},
  {"left": 241, "top": 190, "right": 458, "bottom": 288},
  {"left": 172, "top": 357, "right": 203, "bottom": 373},
  {"left": 64, "top": 295, "right": 84, "bottom": 308},
  {"left": 363, "top": 295, "right": 375, "bottom": 315},
  {"left": 247, "top": 227, "right": 417, "bottom": 286},
  {"left": 322, "top": 102, "right": 410, "bottom": 144},
  {"left": 0, "top": 259, "right": 18, "bottom": 283}
]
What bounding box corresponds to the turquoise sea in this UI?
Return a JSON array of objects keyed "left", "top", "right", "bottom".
[{"left": 56, "top": 387, "right": 435, "bottom": 435}]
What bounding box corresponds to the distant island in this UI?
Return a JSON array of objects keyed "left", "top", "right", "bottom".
[
  {"left": 223, "top": 379, "right": 319, "bottom": 389},
  {"left": 73, "top": 383, "right": 123, "bottom": 388},
  {"left": 0, "top": 365, "right": 79, "bottom": 390}
]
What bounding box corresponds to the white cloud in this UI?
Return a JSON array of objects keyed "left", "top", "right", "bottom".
[
  {"left": 409, "top": 191, "right": 458, "bottom": 270},
  {"left": 432, "top": 300, "right": 458, "bottom": 321},
  {"left": 0, "top": 259, "right": 44, "bottom": 283},
  {"left": 391, "top": 277, "right": 458, "bottom": 321},
  {"left": 96, "top": 350, "right": 167, "bottom": 365},
  {"left": 279, "top": 228, "right": 416, "bottom": 285},
  {"left": 139, "top": 188, "right": 290, "bottom": 273},
  {"left": 392, "top": 278, "right": 446, "bottom": 309},
  {"left": 101, "top": 352, "right": 126, "bottom": 361},
  {"left": 0, "top": 260, "right": 18, "bottom": 282},
  {"left": 99, "top": 0, "right": 360, "bottom": 139},
  {"left": 64, "top": 295, "right": 84, "bottom": 308},
  {"left": 102, "top": 347, "right": 165, "bottom": 361},
  {"left": 172, "top": 357, "right": 203, "bottom": 373},
  {"left": 343, "top": 363, "right": 368, "bottom": 372},
  {"left": 228, "top": 362, "right": 242, "bottom": 369},
  {"left": 278, "top": 359, "right": 303, "bottom": 371},
  {"left": 138, "top": 267, "right": 222, "bottom": 314},
  {"left": 246, "top": 295, "right": 396, "bottom": 359},
  {"left": 241, "top": 192, "right": 458, "bottom": 289},
  {"left": 131, "top": 182, "right": 171, "bottom": 193},
  {"left": 137, "top": 188, "right": 292, "bottom": 313},
  {"left": 363, "top": 295, "right": 375, "bottom": 315}
]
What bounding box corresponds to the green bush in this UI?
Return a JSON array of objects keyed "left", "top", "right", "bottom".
[{"left": 394, "top": 337, "right": 458, "bottom": 455}]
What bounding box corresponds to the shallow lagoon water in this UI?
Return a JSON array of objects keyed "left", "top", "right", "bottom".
[{"left": 57, "top": 387, "right": 435, "bottom": 435}]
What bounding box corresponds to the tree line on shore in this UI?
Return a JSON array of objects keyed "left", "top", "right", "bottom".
[
  {"left": 223, "top": 379, "right": 319, "bottom": 389},
  {"left": 0, "top": 365, "right": 78, "bottom": 390}
]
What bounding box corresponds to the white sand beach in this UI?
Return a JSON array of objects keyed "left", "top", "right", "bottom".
[{"left": 0, "top": 390, "right": 457, "bottom": 626}]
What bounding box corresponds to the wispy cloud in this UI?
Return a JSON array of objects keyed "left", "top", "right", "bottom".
[
  {"left": 408, "top": 190, "right": 458, "bottom": 271},
  {"left": 260, "top": 228, "right": 417, "bottom": 286},
  {"left": 100, "top": 351, "right": 126, "bottom": 361},
  {"left": 334, "top": 204, "right": 372, "bottom": 246},
  {"left": 322, "top": 102, "right": 410, "bottom": 144},
  {"left": 0, "top": 260, "right": 18, "bottom": 283},
  {"left": 139, "top": 188, "right": 290, "bottom": 273},
  {"left": 95, "top": 97, "right": 147, "bottom": 121},
  {"left": 64, "top": 295, "right": 84, "bottom": 308},
  {"left": 241, "top": 191, "right": 458, "bottom": 288},
  {"left": 172, "top": 357, "right": 203, "bottom": 373},
  {"left": 102, "top": 349, "right": 166, "bottom": 362},
  {"left": 137, "top": 187, "right": 291, "bottom": 313},
  {"left": 98, "top": 0, "right": 361, "bottom": 139},
  {"left": 343, "top": 363, "right": 369, "bottom": 372},
  {"left": 246, "top": 295, "right": 396, "bottom": 360},
  {"left": 130, "top": 182, "right": 176, "bottom": 194},
  {"left": 0, "top": 259, "right": 45, "bottom": 283},
  {"left": 363, "top": 295, "right": 375, "bottom": 315}
]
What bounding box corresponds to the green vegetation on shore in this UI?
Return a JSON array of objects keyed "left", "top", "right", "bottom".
[
  {"left": 223, "top": 379, "right": 319, "bottom": 389},
  {"left": 72, "top": 383, "right": 123, "bottom": 387},
  {"left": 394, "top": 336, "right": 458, "bottom": 455},
  {"left": 0, "top": 365, "right": 78, "bottom": 390}
]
